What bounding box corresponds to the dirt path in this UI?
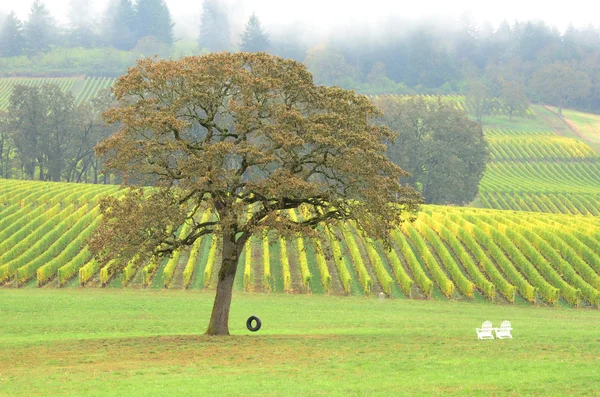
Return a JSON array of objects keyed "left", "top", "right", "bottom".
[
  {"left": 537, "top": 105, "right": 571, "bottom": 136},
  {"left": 541, "top": 105, "right": 600, "bottom": 154},
  {"left": 169, "top": 249, "right": 191, "bottom": 289}
]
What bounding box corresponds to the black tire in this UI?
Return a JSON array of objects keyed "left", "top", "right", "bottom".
[{"left": 246, "top": 316, "right": 261, "bottom": 332}]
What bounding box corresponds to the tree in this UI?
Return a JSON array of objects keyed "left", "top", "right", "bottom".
[
  {"left": 89, "top": 53, "right": 422, "bottom": 335},
  {"left": 65, "top": 92, "right": 116, "bottom": 183},
  {"left": 531, "top": 62, "right": 591, "bottom": 117},
  {"left": 466, "top": 81, "right": 498, "bottom": 124},
  {"left": 8, "top": 85, "right": 46, "bottom": 179},
  {"left": 499, "top": 80, "right": 529, "bottom": 120},
  {"left": 405, "top": 27, "right": 456, "bottom": 88},
  {"left": 24, "top": 0, "right": 57, "bottom": 53},
  {"left": 0, "top": 11, "right": 24, "bottom": 57},
  {"left": 6, "top": 84, "right": 113, "bottom": 182},
  {"left": 304, "top": 44, "right": 356, "bottom": 86},
  {"left": 0, "top": 11, "right": 25, "bottom": 57},
  {"left": 240, "top": 13, "right": 269, "bottom": 52},
  {"left": 455, "top": 12, "right": 481, "bottom": 66},
  {"left": 197, "top": 0, "right": 231, "bottom": 52},
  {"left": 373, "top": 96, "right": 488, "bottom": 205},
  {"left": 8, "top": 84, "right": 81, "bottom": 181},
  {"left": 103, "top": 0, "right": 137, "bottom": 50},
  {"left": 66, "top": 0, "right": 99, "bottom": 48},
  {"left": 132, "top": 35, "right": 170, "bottom": 58},
  {"left": 269, "top": 22, "right": 307, "bottom": 62},
  {"left": 0, "top": 110, "right": 13, "bottom": 178},
  {"left": 518, "top": 21, "right": 558, "bottom": 62},
  {"left": 135, "top": 0, "right": 174, "bottom": 46},
  {"left": 367, "top": 61, "right": 388, "bottom": 86}
]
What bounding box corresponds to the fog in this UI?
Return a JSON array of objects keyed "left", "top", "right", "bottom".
[{"left": 3, "top": 0, "right": 600, "bottom": 40}]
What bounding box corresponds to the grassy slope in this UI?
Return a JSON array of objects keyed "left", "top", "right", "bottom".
[
  {"left": 481, "top": 105, "right": 566, "bottom": 132},
  {"left": 1, "top": 289, "right": 598, "bottom": 396}
]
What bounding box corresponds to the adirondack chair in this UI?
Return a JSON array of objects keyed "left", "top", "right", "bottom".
[
  {"left": 476, "top": 321, "right": 494, "bottom": 340},
  {"left": 495, "top": 321, "right": 513, "bottom": 339}
]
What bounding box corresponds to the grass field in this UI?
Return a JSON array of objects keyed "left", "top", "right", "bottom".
[
  {"left": 2, "top": 95, "right": 600, "bottom": 395},
  {"left": 1, "top": 289, "right": 599, "bottom": 396}
]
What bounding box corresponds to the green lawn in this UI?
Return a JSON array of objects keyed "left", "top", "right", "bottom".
[
  {"left": 1, "top": 289, "right": 599, "bottom": 396},
  {"left": 539, "top": 106, "right": 600, "bottom": 153}
]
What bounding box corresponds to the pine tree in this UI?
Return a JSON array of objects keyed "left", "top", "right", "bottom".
[
  {"left": 24, "top": 0, "right": 57, "bottom": 53},
  {"left": 198, "top": 0, "right": 231, "bottom": 52},
  {"left": 135, "top": 0, "right": 174, "bottom": 46},
  {"left": 240, "top": 13, "right": 269, "bottom": 53},
  {"left": 66, "top": 0, "right": 98, "bottom": 47},
  {"left": 104, "top": 0, "right": 137, "bottom": 50},
  {"left": 0, "top": 11, "right": 25, "bottom": 57}
]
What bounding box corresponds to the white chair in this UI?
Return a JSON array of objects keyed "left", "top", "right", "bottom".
[
  {"left": 495, "top": 321, "right": 513, "bottom": 339},
  {"left": 476, "top": 321, "right": 494, "bottom": 340}
]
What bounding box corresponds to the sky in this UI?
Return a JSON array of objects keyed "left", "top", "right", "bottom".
[{"left": 2, "top": 0, "right": 600, "bottom": 38}]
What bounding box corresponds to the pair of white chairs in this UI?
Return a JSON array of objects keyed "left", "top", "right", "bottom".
[{"left": 476, "top": 320, "right": 512, "bottom": 339}]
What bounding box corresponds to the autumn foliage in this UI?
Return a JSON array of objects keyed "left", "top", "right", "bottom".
[{"left": 89, "top": 52, "right": 422, "bottom": 335}]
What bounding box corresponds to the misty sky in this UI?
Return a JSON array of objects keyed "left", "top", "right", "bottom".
[{"left": 2, "top": 0, "right": 600, "bottom": 38}]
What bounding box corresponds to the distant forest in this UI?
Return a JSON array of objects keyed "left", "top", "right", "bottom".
[{"left": 1, "top": 0, "right": 600, "bottom": 112}]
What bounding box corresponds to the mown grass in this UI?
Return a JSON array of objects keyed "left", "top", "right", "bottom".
[
  {"left": 1, "top": 289, "right": 599, "bottom": 396},
  {"left": 481, "top": 106, "right": 567, "bottom": 133},
  {"left": 561, "top": 108, "right": 600, "bottom": 142}
]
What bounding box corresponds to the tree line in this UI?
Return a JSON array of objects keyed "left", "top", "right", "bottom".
[
  {"left": 0, "top": 78, "right": 487, "bottom": 207},
  {"left": 2, "top": 4, "right": 599, "bottom": 113},
  {"left": 307, "top": 18, "right": 600, "bottom": 114},
  {"left": 0, "top": 85, "right": 116, "bottom": 183},
  {"left": 0, "top": 0, "right": 174, "bottom": 53},
  {"left": 0, "top": 0, "right": 269, "bottom": 57}
]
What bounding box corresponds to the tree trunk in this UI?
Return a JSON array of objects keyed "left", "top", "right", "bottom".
[{"left": 205, "top": 230, "right": 241, "bottom": 336}]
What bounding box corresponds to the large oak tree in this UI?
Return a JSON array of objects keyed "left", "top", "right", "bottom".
[{"left": 89, "top": 53, "right": 422, "bottom": 335}]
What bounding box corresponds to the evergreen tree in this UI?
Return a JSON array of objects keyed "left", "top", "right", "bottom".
[
  {"left": 198, "top": 0, "right": 231, "bottom": 52},
  {"left": 269, "top": 23, "right": 307, "bottom": 62},
  {"left": 0, "top": 11, "right": 25, "bottom": 57},
  {"left": 24, "top": 0, "right": 57, "bottom": 53},
  {"left": 67, "top": 0, "right": 99, "bottom": 47},
  {"left": 104, "top": 0, "right": 137, "bottom": 50},
  {"left": 240, "top": 13, "right": 269, "bottom": 53},
  {"left": 135, "top": 0, "right": 174, "bottom": 46}
]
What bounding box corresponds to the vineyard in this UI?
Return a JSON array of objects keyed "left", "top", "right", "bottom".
[
  {"left": 0, "top": 77, "right": 116, "bottom": 109},
  {"left": 2, "top": 87, "right": 600, "bottom": 308},
  {"left": 2, "top": 178, "right": 600, "bottom": 309},
  {"left": 371, "top": 94, "right": 537, "bottom": 118},
  {"left": 479, "top": 128, "right": 600, "bottom": 215},
  {"left": 370, "top": 94, "right": 600, "bottom": 215}
]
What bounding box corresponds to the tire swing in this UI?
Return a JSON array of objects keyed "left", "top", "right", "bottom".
[{"left": 246, "top": 316, "right": 262, "bottom": 332}]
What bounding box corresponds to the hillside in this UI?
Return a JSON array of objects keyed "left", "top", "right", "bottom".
[
  {"left": 478, "top": 128, "right": 600, "bottom": 214},
  {"left": 2, "top": 89, "right": 600, "bottom": 308}
]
